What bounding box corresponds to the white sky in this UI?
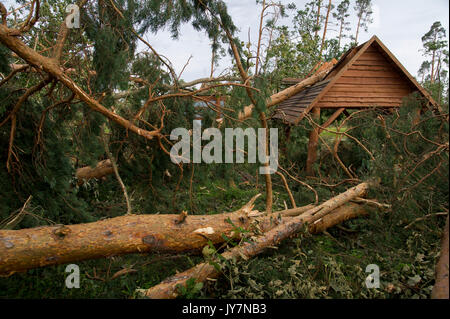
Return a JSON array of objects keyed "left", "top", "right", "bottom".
[
  {"left": 144, "top": 0, "right": 450, "bottom": 81},
  {"left": 3, "top": 0, "right": 449, "bottom": 81}
]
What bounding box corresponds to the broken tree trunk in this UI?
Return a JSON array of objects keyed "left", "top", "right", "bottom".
[
  {"left": 431, "top": 216, "right": 449, "bottom": 299},
  {"left": 75, "top": 159, "right": 114, "bottom": 185},
  {"left": 0, "top": 195, "right": 316, "bottom": 276},
  {"left": 238, "top": 67, "right": 332, "bottom": 120},
  {"left": 308, "top": 202, "right": 367, "bottom": 233},
  {"left": 139, "top": 182, "right": 370, "bottom": 298}
]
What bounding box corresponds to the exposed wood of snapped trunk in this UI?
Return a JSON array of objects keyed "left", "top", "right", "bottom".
[{"left": 75, "top": 159, "right": 114, "bottom": 185}]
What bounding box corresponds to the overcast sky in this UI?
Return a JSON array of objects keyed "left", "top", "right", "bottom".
[
  {"left": 3, "top": 0, "right": 449, "bottom": 81},
  {"left": 145, "top": 0, "right": 450, "bottom": 81}
]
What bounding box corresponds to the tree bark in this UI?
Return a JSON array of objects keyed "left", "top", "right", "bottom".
[
  {"left": 314, "top": 0, "right": 322, "bottom": 39},
  {"left": 319, "top": 0, "right": 332, "bottom": 58},
  {"left": 338, "top": 18, "right": 343, "bottom": 49},
  {"left": 306, "top": 107, "right": 321, "bottom": 176},
  {"left": 238, "top": 66, "right": 332, "bottom": 120},
  {"left": 75, "top": 159, "right": 114, "bottom": 186},
  {"left": 0, "top": 196, "right": 317, "bottom": 276},
  {"left": 139, "top": 182, "right": 370, "bottom": 298},
  {"left": 0, "top": 24, "right": 161, "bottom": 141},
  {"left": 355, "top": 15, "right": 362, "bottom": 43},
  {"left": 431, "top": 216, "right": 449, "bottom": 299}
]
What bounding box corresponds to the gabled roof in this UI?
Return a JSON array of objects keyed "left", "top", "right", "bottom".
[{"left": 273, "top": 35, "right": 441, "bottom": 125}]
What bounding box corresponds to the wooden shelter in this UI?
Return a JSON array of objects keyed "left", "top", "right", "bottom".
[{"left": 272, "top": 35, "right": 440, "bottom": 175}]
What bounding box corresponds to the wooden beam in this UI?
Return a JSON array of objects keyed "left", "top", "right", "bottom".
[
  {"left": 318, "top": 108, "right": 345, "bottom": 134},
  {"left": 306, "top": 107, "right": 321, "bottom": 176}
]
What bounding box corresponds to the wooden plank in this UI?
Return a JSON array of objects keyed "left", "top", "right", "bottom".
[
  {"left": 319, "top": 97, "right": 403, "bottom": 103},
  {"left": 336, "top": 77, "right": 407, "bottom": 85},
  {"left": 330, "top": 84, "right": 412, "bottom": 92},
  {"left": 343, "top": 70, "right": 400, "bottom": 78},
  {"left": 324, "top": 92, "right": 410, "bottom": 98},
  {"left": 349, "top": 65, "right": 393, "bottom": 71},
  {"left": 317, "top": 98, "right": 403, "bottom": 104},
  {"left": 315, "top": 102, "right": 401, "bottom": 107},
  {"left": 352, "top": 61, "right": 392, "bottom": 67},
  {"left": 326, "top": 90, "right": 411, "bottom": 97},
  {"left": 358, "top": 51, "right": 388, "bottom": 60}
]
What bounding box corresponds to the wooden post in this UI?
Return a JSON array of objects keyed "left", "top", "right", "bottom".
[
  {"left": 306, "top": 107, "right": 321, "bottom": 176},
  {"left": 282, "top": 125, "right": 292, "bottom": 155}
]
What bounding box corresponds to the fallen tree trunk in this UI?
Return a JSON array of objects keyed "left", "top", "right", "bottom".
[
  {"left": 238, "top": 66, "right": 333, "bottom": 120},
  {"left": 308, "top": 202, "right": 367, "bottom": 233},
  {"left": 431, "top": 216, "right": 449, "bottom": 299},
  {"left": 139, "top": 182, "right": 370, "bottom": 298},
  {"left": 0, "top": 195, "right": 314, "bottom": 276},
  {"left": 75, "top": 159, "right": 114, "bottom": 185}
]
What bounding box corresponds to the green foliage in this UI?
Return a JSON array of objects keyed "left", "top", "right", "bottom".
[
  {"left": 1, "top": 0, "right": 448, "bottom": 300},
  {"left": 0, "top": 44, "right": 11, "bottom": 74},
  {"left": 176, "top": 278, "right": 204, "bottom": 299},
  {"left": 418, "top": 21, "right": 449, "bottom": 105},
  {"left": 332, "top": 0, "right": 351, "bottom": 48}
]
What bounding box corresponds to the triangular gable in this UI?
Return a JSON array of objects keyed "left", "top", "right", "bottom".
[{"left": 291, "top": 35, "right": 441, "bottom": 124}]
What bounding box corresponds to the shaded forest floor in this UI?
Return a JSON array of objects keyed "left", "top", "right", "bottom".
[{"left": 1, "top": 168, "right": 445, "bottom": 299}]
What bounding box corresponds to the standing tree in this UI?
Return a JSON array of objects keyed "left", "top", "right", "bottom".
[
  {"left": 332, "top": 0, "right": 351, "bottom": 49},
  {"left": 353, "top": 0, "right": 373, "bottom": 44},
  {"left": 419, "top": 21, "right": 449, "bottom": 106},
  {"left": 318, "top": 0, "right": 333, "bottom": 59},
  {"left": 314, "top": 0, "right": 323, "bottom": 39},
  {"left": 418, "top": 61, "right": 431, "bottom": 83},
  {"left": 421, "top": 21, "right": 447, "bottom": 84}
]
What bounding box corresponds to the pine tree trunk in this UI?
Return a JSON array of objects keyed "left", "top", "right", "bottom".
[
  {"left": 431, "top": 216, "right": 449, "bottom": 299},
  {"left": 315, "top": 0, "right": 322, "bottom": 38},
  {"left": 338, "top": 19, "right": 344, "bottom": 49},
  {"left": 430, "top": 33, "right": 437, "bottom": 83},
  {"left": 139, "top": 183, "right": 370, "bottom": 298},
  {"left": 239, "top": 66, "right": 332, "bottom": 120},
  {"left": 319, "top": 0, "right": 332, "bottom": 58},
  {"left": 355, "top": 15, "right": 362, "bottom": 43},
  {"left": 0, "top": 198, "right": 321, "bottom": 276}
]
